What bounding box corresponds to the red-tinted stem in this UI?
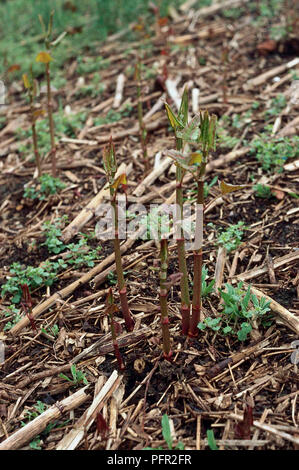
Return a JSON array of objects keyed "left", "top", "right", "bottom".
[
  {"left": 160, "top": 239, "right": 172, "bottom": 359},
  {"left": 21, "top": 284, "right": 37, "bottom": 332},
  {"left": 111, "top": 199, "right": 134, "bottom": 332},
  {"left": 189, "top": 177, "right": 205, "bottom": 337},
  {"left": 113, "top": 339, "right": 125, "bottom": 371},
  {"left": 189, "top": 250, "right": 203, "bottom": 337}
]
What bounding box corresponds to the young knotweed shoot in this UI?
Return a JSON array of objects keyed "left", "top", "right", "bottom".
[
  {"left": 36, "top": 11, "right": 66, "bottom": 177},
  {"left": 105, "top": 288, "right": 125, "bottom": 371},
  {"left": 22, "top": 70, "right": 42, "bottom": 177},
  {"left": 135, "top": 58, "right": 149, "bottom": 173},
  {"left": 20, "top": 283, "right": 37, "bottom": 332},
  {"left": 189, "top": 111, "right": 217, "bottom": 337},
  {"left": 103, "top": 138, "right": 134, "bottom": 332},
  {"left": 165, "top": 86, "right": 191, "bottom": 335}
]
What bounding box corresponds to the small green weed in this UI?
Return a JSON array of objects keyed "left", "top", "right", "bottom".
[
  {"left": 42, "top": 220, "right": 101, "bottom": 265},
  {"left": 201, "top": 265, "right": 215, "bottom": 298},
  {"left": 2, "top": 304, "right": 22, "bottom": 331},
  {"left": 18, "top": 110, "right": 87, "bottom": 156},
  {"left": 1, "top": 260, "right": 67, "bottom": 304},
  {"left": 206, "top": 429, "right": 219, "bottom": 450},
  {"left": 41, "top": 324, "right": 59, "bottom": 338},
  {"left": 250, "top": 134, "right": 299, "bottom": 172},
  {"left": 215, "top": 222, "right": 246, "bottom": 253},
  {"left": 77, "top": 55, "right": 110, "bottom": 74},
  {"left": 254, "top": 183, "right": 273, "bottom": 199},
  {"left": 59, "top": 364, "right": 88, "bottom": 386},
  {"left": 144, "top": 414, "right": 184, "bottom": 450},
  {"left": 198, "top": 282, "right": 272, "bottom": 341},
  {"left": 42, "top": 217, "right": 67, "bottom": 254},
  {"left": 265, "top": 94, "right": 286, "bottom": 118},
  {"left": 24, "top": 174, "right": 66, "bottom": 201}
]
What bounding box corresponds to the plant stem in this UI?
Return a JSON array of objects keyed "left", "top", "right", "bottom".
[
  {"left": 111, "top": 197, "right": 134, "bottom": 332},
  {"left": 160, "top": 238, "right": 172, "bottom": 360},
  {"left": 189, "top": 163, "right": 206, "bottom": 337},
  {"left": 105, "top": 289, "right": 125, "bottom": 371},
  {"left": 29, "top": 94, "right": 42, "bottom": 177},
  {"left": 45, "top": 62, "right": 56, "bottom": 177},
  {"left": 175, "top": 138, "right": 190, "bottom": 335}
]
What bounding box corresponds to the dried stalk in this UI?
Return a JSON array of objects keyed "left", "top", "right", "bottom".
[{"left": 0, "top": 386, "right": 89, "bottom": 450}]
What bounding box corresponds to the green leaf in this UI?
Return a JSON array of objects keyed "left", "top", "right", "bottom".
[
  {"left": 176, "top": 114, "right": 200, "bottom": 142},
  {"left": 165, "top": 103, "right": 183, "bottom": 131},
  {"left": 222, "top": 325, "right": 233, "bottom": 335},
  {"left": 242, "top": 285, "right": 251, "bottom": 309},
  {"left": 207, "top": 429, "right": 218, "bottom": 450},
  {"left": 178, "top": 86, "right": 189, "bottom": 126},
  {"left": 237, "top": 322, "right": 252, "bottom": 341},
  {"left": 161, "top": 414, "right": 172, "bottom": 450}
]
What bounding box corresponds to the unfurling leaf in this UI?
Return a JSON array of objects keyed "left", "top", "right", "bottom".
[
  {"left": 23, "top": 73, "right": 31, "bottom": 89},
  {"left": 220, "top": 181, "right": 245, "bottom": 194},
  {"left": 7, "top": 64, "right": 20, "bottom": 74},
  {"left": 103, "top": 137, "right": 117, "bottom": 176},
  {"left": 234, "top": 405, "right": 253, "bottom": 439},
  {"left": 166, "top": 150, "right": 199, "bottom": 173},
  {"left": 176, "top": 114, "right": 200, "bottom": 142},
  {"left": 36, "top": 51, "right": 53, "bottom": 64},
  {"left": 165, "top": 103, "right": 183, "bottom": 130},
  {"left": 189, "top": 151, "right": 202, "bottom": 165},
  {"left": 32, "top": 109, "right": 45, "bottom": 121},
  {"left": 96, "top": 412, "right": 109, "bottom": 437},
  {"left": 111, "top": 173, "right": 127, "bottom": 191},
  {"left": 178, "top": 86, "right": 189, "bottom": 126}
]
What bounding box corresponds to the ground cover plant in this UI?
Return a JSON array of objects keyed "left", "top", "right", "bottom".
[{"left": 0, "top": 0, "right": 299, "bottom": 453}]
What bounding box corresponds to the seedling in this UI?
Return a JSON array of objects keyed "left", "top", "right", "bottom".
[
  {"left": 42, "top": 217, "right": 66, "bottom": 254},
  {"left": 144, "top": 414, "right": 184, "bottom": 450},
  {"left": 250, "top": 134, "right": 299, "bottom": 173},
  {"left": 102, "top": 138, "right": 134, "bottom": 332},
  {"left": 41, "top": 324, "right": 59, "bottom": 338},
  {"left": 206, "top": 429, "right": 218, "bottom": 450},
  {"left": 265, "top": 94, "right": 286, "bottom": 118},
  {"left": 22, "top": 400, "right": 47, "bottom": 424},
  {"left": 105, "top": 289, "right": 125, "bottom": 371},
  {"left": 59, "top": 364, "right": 88, "bottom": 386},
  {"left": 1, "top": 260, "right": 67, "bottom": 304},
  {"left": 215, "top": 221, "right": 246, "bottom": 253},
  {"left": 24, "top": 174, "right": 66, "bottom": 201},
  {"left": 135, "top": 58, "right": 149, "bottom": 172},
  {"left": 22, "top": 69, "right": 42, "bottom": 177},
  {"left": 254, "top": 183, "right": 273, "bottom": 199},
  {"left": 201, "top": 265, "right": 215, "bottom": 298},
  {"left": 2, "top": 304, "right": 22, "bottom": 331},
  {"left": 198, "top": 282, "right": 271, "bottom": 341}
]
